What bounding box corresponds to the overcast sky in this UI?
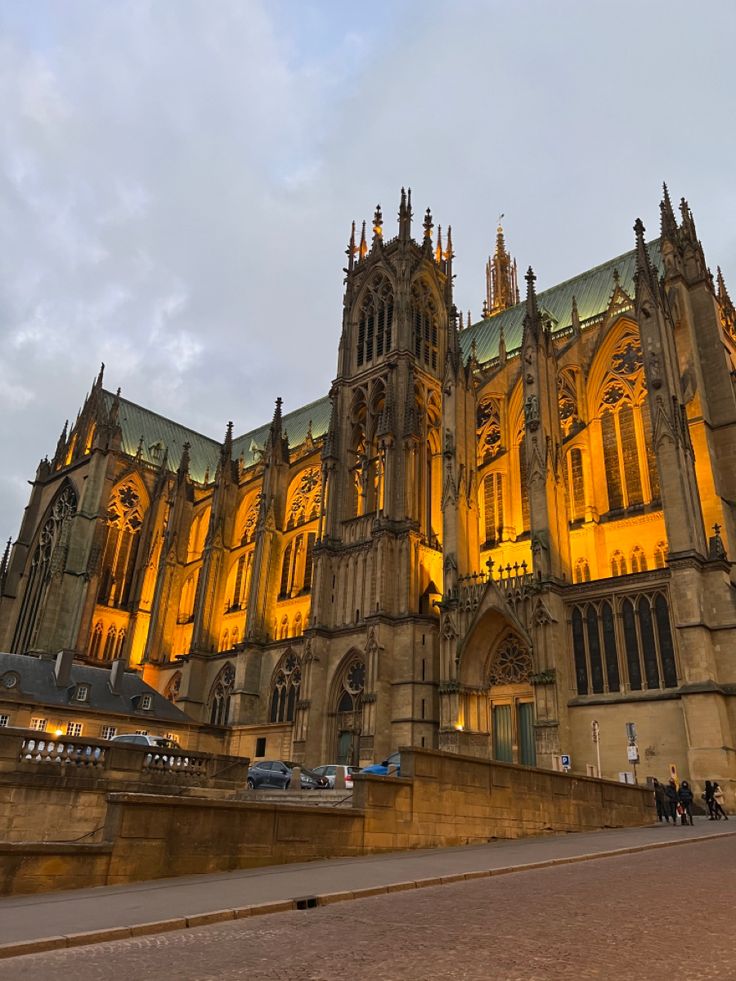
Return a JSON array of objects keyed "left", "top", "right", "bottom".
[{"left": 1, "top": 0, "right": 735, "bottom": 537}]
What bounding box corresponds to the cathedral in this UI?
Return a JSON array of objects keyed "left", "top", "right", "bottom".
[{"left": 1, "top": 186, "right": 735, "bottom": 800}]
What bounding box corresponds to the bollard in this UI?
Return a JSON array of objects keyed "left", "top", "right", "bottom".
[
  {"left": 289, "top": 766, "right": 302, "bottom": 790},
  {"left": 334, "top": 766, "right": 346, "bottom": 790}
]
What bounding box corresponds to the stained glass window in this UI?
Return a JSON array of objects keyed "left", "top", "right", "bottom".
[
  {"left": 655, "top": 594, "right": 678, "bottom": 688},
  {"left": 638, "top": 596, "right": 660, "bottom": 689},
  {"left": 622, "top": 599, "right": 642, "bottom": 690},
  {"left": 572, "top": 607, "right": 588, "bottom": 695},
  {"left": 601, "top": 601, "right": 620, "bottom": 692}
]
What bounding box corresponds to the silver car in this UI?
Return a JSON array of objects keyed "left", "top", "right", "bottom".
[{"left": 312, "top": 764, "right": 361, "bottom": 789}]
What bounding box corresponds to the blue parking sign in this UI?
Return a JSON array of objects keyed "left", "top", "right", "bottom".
[{"left": 560, "top": 754, "right": 571, "bottom": 769}]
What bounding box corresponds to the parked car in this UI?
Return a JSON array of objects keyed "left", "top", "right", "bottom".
[
  {"left": 312, "top": 764, "right": 361, "bottom": 789},
  {"left": 109, "top": 733, "right": 178, "bottom": 748},
  {"left": 361, "top": 752, "right": 401, "bottom": 776},
  {"left": 246, "top": 760, "right": 329, "bottom": 790}
]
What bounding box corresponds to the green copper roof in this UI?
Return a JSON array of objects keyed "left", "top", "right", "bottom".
[
  {"left": 460, "top": 239, "right": 663, "bottom": 365},
  {"left": 103, "top": 239, "right": 661, "bottom": 482}
]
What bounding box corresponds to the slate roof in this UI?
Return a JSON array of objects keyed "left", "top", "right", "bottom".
[
  {"left": 0, "top": 651, "right": 189, "bottom": 723},
  {"left": 101, "top": 240, "right": 661, "bottom": 482}
]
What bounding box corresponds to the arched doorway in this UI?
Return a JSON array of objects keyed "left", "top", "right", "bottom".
[
  {"left": 486, "top": 634, "right": 536, "bottom": 766},
  {"left": 332, "top": 653, "right": 365, "bottom": 765}
]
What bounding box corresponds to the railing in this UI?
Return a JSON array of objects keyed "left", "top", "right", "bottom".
[
  {"left": 19, "top": 737, "right": 106, "bottom": 767},
  {"left": 444, "top": 563, "right": 535, "bottom": 604},
  {"left": 142, "top": 749, "right": 209, "bottom": 777}
]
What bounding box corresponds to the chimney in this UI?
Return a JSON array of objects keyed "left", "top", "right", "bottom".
[
  {"left": 54, "top": 649, "right": 75, "bottom": 687},
  {"left": 109, "top": 659, "right": 126, "bottom": 695}
]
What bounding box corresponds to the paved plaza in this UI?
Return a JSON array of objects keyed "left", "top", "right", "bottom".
[{"left": 2, "top": 823, "right": 735, "bottom": 980}]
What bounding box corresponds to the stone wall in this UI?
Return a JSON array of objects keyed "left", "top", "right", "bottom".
[{"left": 0, "top": 746, "right": 654, "bottom": 895}]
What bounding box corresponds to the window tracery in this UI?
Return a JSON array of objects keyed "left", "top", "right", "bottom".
[
  {"left": 564, "top": 447, "right": 586, "bottom": 522},
  {"left": 558, "top": 369, "right": 581, "bottom": 438},
  {"left": 488, "top": 635, "right": 533, "bottom": 686},
  {"left": 98, "top": 481, "right": 146, "bottom": 609},
  {"left": 611, "top": 551, "right": 627, "bottom": 577},
  {"left": 357, "top": 275, "right": 394, "bottom": 367},
  {"left": 286, "top": 468, "right": 321, "bottom": 530},
  {"left": 482, "top": 472, "right": 504, "bottom": 548},
  {"left": 477, "top": 397, "right": 503, "bottom": 464},
  {"left": 240, "top": 494, "right": 261, "bottom": 545},
  {"left": 208, "top": 663, "right": 235, "bottom": 726},
  {"left": 654, "top": 541, "right": 669, "bottom": 569},
  {"left": 269, "top": 651, "right": 301, "bottom": 723},
  {"left": 411, "top": 280, "right": 439, "bottom": 370},
  {"left": 12, "top": 485, "right": 78, "bottom": 654},
  {"left": 630, "top": 546, "right": 648, "bottom": 573},
  {"left": 575, "top": 558, "right": 591, "bottom": 583}
]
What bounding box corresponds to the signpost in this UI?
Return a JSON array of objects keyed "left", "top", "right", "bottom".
[
  {"left": 591, "top": 720, "right": 601, "bottom": 778},
  {"left": 560, "top": 754, "right": 571, "bottom": 772},
  {"left": 625, "top": 722, "right": 639, "bottom": 783}
]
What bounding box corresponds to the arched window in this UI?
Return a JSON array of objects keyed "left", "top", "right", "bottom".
[
  {"left": 638, "top": 596, "right": 660, "bottom": 689},
  {"left": 564, "top": 447, "right": 586, "bottom": 522},
  {"left": 98, "top": 481, "right": 146, "bottom": 609},
  {"left": 483, "top": 473, "right": 504, "bottom": 548},
  {"left": 219, "top": 629, "right": 229, "bottom": 653},
  {"left": 620, "top": 593, "right": 677, "bottom": 691},
  {"left": 231, "top": 626, "right": 239, "bottom": 647},
  {"left": 357, "top": 275, "right": 394, "bottom": 367},
  {"left": 477, "top": 397, "right": 502, "bottom": 465},
  {"left": 208, "top": 663, "right": 235, "bottom": 726},
  {"left": 88, "top": 621, "right": 103, "bottom": 660},
  {"left": 558, "top": 368, "right": 581, "bottom": 438},
  {"left": 187, "top": 509, "right": 209, "bottom": 562},
  {"left": 333, "top": 654, "right": 365, "bottom": 765},
  {"left": 654, "top": 541, "right": 668, "bottom": 569},
  {"left": 114, "top": 629, "right": 126, "bottom": 660},
  {"left": 622, "top": 598, "right": 642, "bottom": 690},
  {"left": 303, "top": 533, "right": 316, "bottom": 593},
  {"left": 575, "top": 558, "right": 591, "bottom": 583},
  {"left": 286, "top": 468, "right": 321, "bottom": 530},
  {"left": 279, "top": 542, "right": 293, "bottom": 599},
  {"left": 518, "top": 433, "right": 530, "bottom": 533},
  {"left": 630, "top": 546, "right": 648, "bottom": 573},
  {"left": 611, "top": 551, "right": 627, "bottom": 577},
  {"left": 279, "top": 616, "right": 289, "bottom": 640},
  {"left": 240, "top": 495, "right": 261, "bottom": 545},
  {"left": 12, "top": 485, "right": 77, "bottom": 654},
  {"left": 293, "top": 612, "right": 303, "bottom": 636},
  {"left": 268, "top": 651, "right": 301, "bottom": 723},
  {"left": 410, "top": 280, "right": 439, "bottom": 370},
  {"left": 570, "top": 603, "right": 620, "bottom": 695},
  {"left": 103, "top": 625, "right": 117, "bottom": 661},
  {"left": 655, "top": 594, "right": 678, "bottom": 687}
]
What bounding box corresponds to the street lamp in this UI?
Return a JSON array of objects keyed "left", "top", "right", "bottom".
[{"left": 591, "top": 719, "right": 601, "bottom": 778}]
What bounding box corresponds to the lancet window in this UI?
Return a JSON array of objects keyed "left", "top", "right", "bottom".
[
  {"left": 88, "top": 621, "right": 103, "bottom": 659},
  {"left": 357, "top": 275, "right": 393, "bottom": 367},
  {"left": 558, "top": 368, "right": 581, "bottom": 438},
  {"left": 575, "top": 558, "right": 591, "bottom": 583},
  {"left": 621, "top": 594, "right": 677, "bottom": 690},
  {"left": 240, "top": 494, "right": 261, "bottom": 545},
  {"left": 564, "top": 447, "right": 586, "bottom": 523},
  {"left": 571, "top": 601, "right": 621, "bottom": 696},
  {"left": 208, "top": 663, "right": 235, "bottom": 726},
  {"left": 278, "top": 532, "right": 315, "bottom": 600},
  {"left": 269, "top": 651, "right": 301, "bottom": 723},
  {"left": 630, "top": 546, "right": 648, "bottom": 573},
  {"left": 187, "top": 508, "right": 209, "bottom": 562},
  {"left": 286, "top": 469, "right": 321, "bottom": 529},
  {"left": 518, "top": 432, "right": 530, "bottom": 533},
  {"left": 654, "top": 541, "right": 669, "bottom": 569},
  {"left": 226, "top": 552, "right": 252, "bottom": 612},
  {"left": 97, "top": 481, "right": 146, "bottom": 609},
  {"left": 411, "top": 280, "right": 439, "bottom": 370},
  {"left": 482, "top": 472, "right": 504, "bottom": 548},
  {"left": 477, "top": 397, "right": 503, "bottom": 465},
  {"left": 611, "top": 551, "right": 627, "bottom": 577},
  {"left": 12, "top": 484, "right": 78, "bottom": 654},
  {"left": 598, "top": 331, "right": 659, "bottom": 513},
  {"left": 178, "top": 572, "right": 197, "bottom": 623}
]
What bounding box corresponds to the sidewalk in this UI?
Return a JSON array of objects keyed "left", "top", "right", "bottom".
[{"left": 0, "top": 819, "right": 732, "bottom": 953}]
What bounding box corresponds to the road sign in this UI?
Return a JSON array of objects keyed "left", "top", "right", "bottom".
[
  {"left": 627, "top": 744, "right": 640, "bottom": 763},
  {"left": 560, "top": 754, "right": 571, "bottom": 770}
]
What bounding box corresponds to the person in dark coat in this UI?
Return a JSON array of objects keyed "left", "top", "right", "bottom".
[
  {"left": 652, "top": 778, "right": 668, "bottom": 822},
  {"left": 664, "top": 779, "right": 679, "bottom": 824},
  {"left": 678, "top": 780, "right": 695, "bottom": 825},
  {"left": 703, "top": 780, "right": 716, "bottom": 819}
]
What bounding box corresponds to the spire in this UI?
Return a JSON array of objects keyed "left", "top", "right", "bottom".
[
  {"left": 435, "top": 225, "right": 443, "bottom": 265},
  {"left": 634, "top": 218, "right": 657, "bottom": 293},
  {"left": 177, "top": 441, "right": 191, "bottom": 480},
  {"left": 346, "top": 221, "right": 357, "bottom": 272},
  {"left": 398, "top": 186, "right": 412, "bottom": 242},
  {"left": 95, "top": 362, "right": 105, "bottom": 390},
  {"left": 422, "top": 207, "right": 433, "bottom": 254},
  {"left": 53, "top": 420, "right": 69, "bottom": 467},
  {"left": 679, "top": 196, "right": 697, "bottom": 241},
  {"left": 358, "top": 220, "right": 368, "bottom": 259},
  {"left": 267, "top": 397, "right": 289, "bottom": 465},
  {"left": 109, "top": 387, "right": 121, "bottom": 428},
  {"left": 467, "top": 310, "right": 472, "bottom": 329},
  {"left": 498, "top": 320, "right": 507, "bottom": 365},
  {"left": 135, "top": 435, "right": 144, "bottom": 461},
  {"left": 660, "top": 182, "right": 678, "bottom": 240},
  {"left": 485, "top": 221, "right": 520, "bottom": 315},
  {"left": 372, "top": 204, "right": 383, "bottom": 248},
  {"left": 717, "top": 266, "right": 736, "bottom": 334},
  {"left": 523, "top": 266, "right": 541, "bottom": 342},
  {"left": 221, "top": 421, "right": 233, "bottom": 463}
]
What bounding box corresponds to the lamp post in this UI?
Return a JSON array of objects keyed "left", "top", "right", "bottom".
[{"left": 591, "top": 719, "right": 601, "bottom": 778}]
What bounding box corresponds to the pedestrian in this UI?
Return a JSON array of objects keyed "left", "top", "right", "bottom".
[
  {"left": 664, "top": 779, "right": 679, "bottom": 824},
  {"left": 678, "top": 780, "right": 695, "bottom": 826},
  {"left": 653, "top": 778, "right": 668, "bottom": 822},
  {"left": 713, "top": 783, "right": 729, "bottom": 820},
  {"left": 703, "top": 780, "right": 716, "bottom": 819}
]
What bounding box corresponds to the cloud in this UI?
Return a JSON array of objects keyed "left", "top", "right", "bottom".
[{"left": 1, "top": 0, "right": 736, "bottom": 536}]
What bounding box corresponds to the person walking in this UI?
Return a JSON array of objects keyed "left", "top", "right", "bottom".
[
  {"left": 678, "top": 780, "right": 695, "bottom": 826},
  {"left": 703, "top": 780, "right": 716, "bottom": 819},
  {"left": 653, "top": 778, "right": 668, "bottom": 822},
  {"left": 664, "top": 779, "right": 679, "bottom": 825},
  {"left": 713, "top": 783, "right": 729, "bottom": 820}
]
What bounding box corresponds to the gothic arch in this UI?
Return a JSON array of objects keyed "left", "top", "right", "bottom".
[
  {"left": 97, "top": 475, "right": 149, "bottom": 609},
  {"left": 268, "top": 649, "right": 301, "bottom": 724},
  {"left": 456, "top": 584, "right": 532, "bottom": 690},
  {"left": 354, "top": 272, "right": 395, "bottom": 368},
  {"left": 329, "top": 648, "right": 366, "bottom": 765},
  {"left": 208, "top": 662, "right": 235, "bottom": 726},
  {"left": 164, "top": 671, "right": 182, "bottom": 701}
]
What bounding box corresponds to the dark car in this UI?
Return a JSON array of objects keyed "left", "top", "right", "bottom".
[
  {"left": 246, "top": 760, "right": 329, "bottom": 790},
  {"left": 361, "top": 751, "right": 401, "bottom": 776}
]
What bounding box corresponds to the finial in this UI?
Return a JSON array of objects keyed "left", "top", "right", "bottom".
[
  {"left": 498, "top": 320, "right": 507, "bottom": 364},
  {"left": 96, "top": 362, "right": 105, "bottom": 388},
  {"left": 372, "top": 204, "right": 383, "bottom": 244},
  {"left": 221, "top": 420, "right": 233, "bottom": 462},
  {"left": 359, "top": 220, "right": 368, "bottom": 259},
  {"left": 178, "top": 441, "right": 191, "bottom": 478},
  {"left": 482, "top": 298, "right": 489, "bottom": 319},
  {"left": 467, "top": 310, "right": 471, "bottom": 329},
  {"left": 435, "top": 225, "right": 443, "bottom": 264},
  {"left": 571, "top": 294, "right": 581, "bottom": 336},
  {"left": 612, "top": 267, "right": 620, "bottom": 285},
  {"left": 136, "top": 435, "right": 144, "bottom": 460},
  {"left": 423, "top": 207, "right": 433, "bottom": 241},
  {"left": 346, "top": 220, "right": 357, "bottom": 270},
  {"left": 446, "top": 224, "right": 453, "bottom": 258}
]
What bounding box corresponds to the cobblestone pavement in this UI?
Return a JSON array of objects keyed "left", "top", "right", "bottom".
[{"left": 5, "top": 836, "right": 735, "bottom": 981}]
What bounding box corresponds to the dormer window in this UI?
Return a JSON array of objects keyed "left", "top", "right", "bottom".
[
  {"left": 141, "top": 694, "right": 153, "bottom": 711},
  {"left": 74, "top": 684, "right": 89, "bottom": 702}
]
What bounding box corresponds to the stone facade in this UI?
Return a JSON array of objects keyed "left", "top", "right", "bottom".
[{"left": 1, "top": 186, "right": 735, "bottom": 802}]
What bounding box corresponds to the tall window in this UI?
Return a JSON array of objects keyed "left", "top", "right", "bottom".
[
  {"left": 411, "top": 281, "right": 439, "bottom": 370},
  {"left": 477, "top": 397, "right": 502, "bottom": 465},
  {"left": 286, "top": 469, "right": 321, "bottom": 530},
  {"left": 98, "top": 482, "right": 146, "bottom": 609},
  {"left": 611, "top": 551, "right": 627, "bottom": 577},
  {"left": 483, "top": 473, "right": 504, "bottom": 547},
  {"left": 208, "top": 663, "right": 235, "bottom": 726},
  {"left": 621, "top": 593, "right": 677, "bottom": 691},
  {"left": 178, "top": 572, "right": 198, "bottom": 623},
  {"left": 575, "top": 558, "right": 591, "bottom": 583},
  {"left": 88, "top": 621, "right": 103, "bottom": 659},
  {"left": 357, "top": 275, "right": 393, "bottom": 367},
  {"left": 570, "top": 602, "right": 621, "bottom": 695},
  {"left": 654, "top": 541, "right": 668, "bottom": 568},
  {"left": 518, "top": 434, "right": 530, "bottom": 533},
  {"left": 630, "top": 546, "right": 648, "bottom": 573},
  {"left": 269, "top": 651, "right": 301, "bottom": 723},
  {"left": 12, "top": 485, "right": 77, "bottom": 654},
  {"left": 564, "top": 447, "right": 585, "bottom": 522}
]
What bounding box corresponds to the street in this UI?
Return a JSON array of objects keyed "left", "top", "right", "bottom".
[{"left": 4, "top": 834, "right": 735, "bottom": 980}]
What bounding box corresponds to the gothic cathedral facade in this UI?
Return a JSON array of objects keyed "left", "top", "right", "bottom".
[{"left": 1, "top": 187, "right": 735, "bottom": 799}]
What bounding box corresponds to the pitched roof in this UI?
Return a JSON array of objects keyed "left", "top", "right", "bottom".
[
  {"left": 101, "top": 240, "right": 661, "bottom": 481},
  {"left": 0, "top": 651, "right": 189, "bottom": 723}
]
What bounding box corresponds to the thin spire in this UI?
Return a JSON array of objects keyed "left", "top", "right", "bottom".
[
  {"left": 372, "top": 204, "right": 383, "bottom": 247},
  {"left": 221, "top": 420, "right": 233, "bottom": 462},
  {"left": 660, "top": 182, "right": 678, "bottom": 240},
  {"left": 498, "top": 320, "right": 507, "bottom": 364},
  {"left": 634, "top": 218, "right": 655, "bottom": 286},
  {"left": 178, "top": 441, "right": 191, "bottom": 479},
  {"left": 358, "top": 220, "right": 368, "bottom": 259},
  {"left": 571, "top": 295, "right": 581, "bottom": 337},
  {"left": 423, "top": 207, "right": 433, "bottom": 242},
  {"left": 95, "top": 362, "right": 105, "bottom": 389},
  {"left": 435, "top": 225, "right": 443, "bottom": 264},
  {"left": 346, "top": 220, "right": 357, "bottom": 271},
  {"left": 485, "top": 220, "right": 519, "bottom": 315},
  {"left": 717, "top": 266, "right": 736, "bottom": 333},
  {"left": 398, "top": 186, "right": 412, "bottom": 242}
]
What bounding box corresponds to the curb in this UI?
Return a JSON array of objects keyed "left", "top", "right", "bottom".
[{"left": 1, "top": 829, "right": 733, "bottom": 961}]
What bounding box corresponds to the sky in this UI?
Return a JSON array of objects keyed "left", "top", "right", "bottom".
[{"left": 1, "top": 0, "right": 735, "bottom": 536}]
